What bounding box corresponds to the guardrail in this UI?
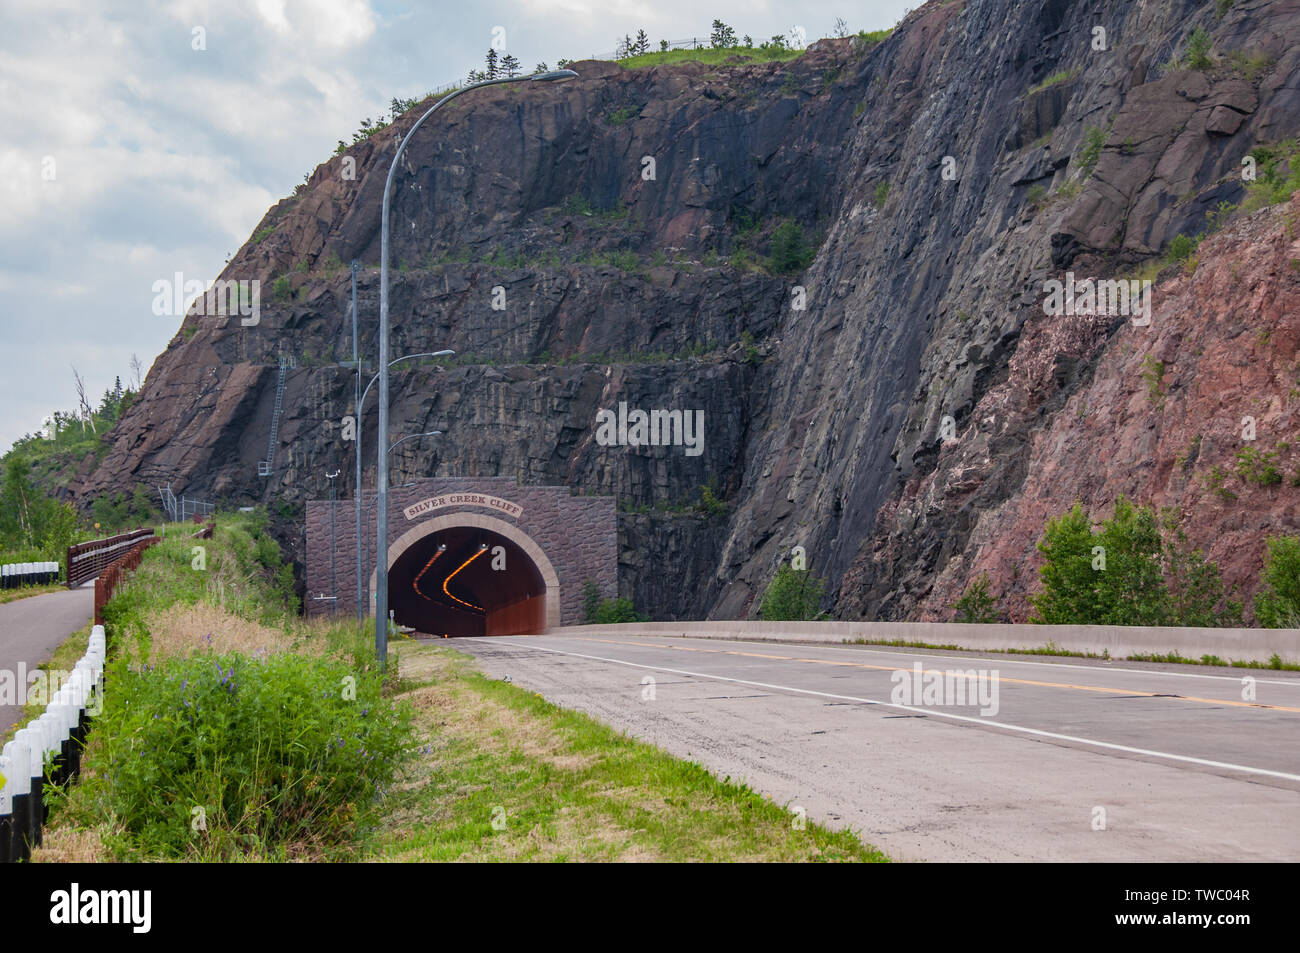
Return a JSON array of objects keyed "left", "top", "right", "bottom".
[
  {"left": 66, "top": 528, "right": 154, "bottom": 589},
  {"left": 0, "top": 624, "right": 106, "bottom": 862},
  {"left": 0, "top": 562, "right": 60, "bottom": 589},
  {"left": 93, "top": 537, "right": 161, "bottom": 625},
  {"left": 548, "top": 620, "right": 1300, "bottom": 665}
]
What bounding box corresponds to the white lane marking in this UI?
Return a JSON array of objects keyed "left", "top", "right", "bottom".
[
  {"left": 579, "top": 633, "right": 1300, "bottom": 687},
  {"left": 478, "top": 639, "right": 1300, "bottom": 784}
]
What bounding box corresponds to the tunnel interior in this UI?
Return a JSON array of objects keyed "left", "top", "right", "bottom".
[{"left": 388, "top": 526, "right": 547, "bottom": 637}]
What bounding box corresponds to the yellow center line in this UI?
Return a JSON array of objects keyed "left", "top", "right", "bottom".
[{"left": 565, "top": 636, "right": 1300, "bottom": 713}]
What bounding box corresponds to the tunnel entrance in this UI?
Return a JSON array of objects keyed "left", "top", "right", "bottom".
[
  {"left": 308, "top": 479, "right": 614, "bottom": 630},
  {"left": 388, "top": 525, "right": 547, "bottom": 637}
]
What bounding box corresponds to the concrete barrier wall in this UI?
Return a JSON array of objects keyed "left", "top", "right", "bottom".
[{"left": 547, "top": 619, "right": 1300, "bottom": 664}]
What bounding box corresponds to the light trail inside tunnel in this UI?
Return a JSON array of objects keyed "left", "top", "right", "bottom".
[
  {"left": 412, "top": 544, "right": 446, "bottom": 601},
  {"left": 443, "top": 544, "right": 488, "bottom": 613}
]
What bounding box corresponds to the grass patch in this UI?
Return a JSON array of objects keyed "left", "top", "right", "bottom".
[
  {"left": 616, "top": 45, "right": 803, "bottom": 70},
  {"left": 1226, "top": 49, "right": 1273, "bottom": 80},
  {"left": 845, "top": 637, "right": 1110, "bottom": 660},
  {"left": 1141, "top": 355, "right": 1166, "bottom": 405},
  {"left": 1127, "top": 651, "right": 1299, "bottom": 671},
  {"left": 1028, "top": 68, "right": 1079, "bottom": 96},
  {"left": 1242, "top": 139, "right": 1300, "bottom": 212},
  {"left": 0, "top": 582, "right": 65, "bottom": 605},
  {"left": 841, "top": 637, "right": 1296, "bottom": 670},
  {"left": 605, "top": 105, "right": 641, "bottom": 127},
  {"left": 363, "top": 645, "right": 886, "bottom": 862},
  {"left": 1234, "top": 446, "right": 1283, "bottom": 487}
]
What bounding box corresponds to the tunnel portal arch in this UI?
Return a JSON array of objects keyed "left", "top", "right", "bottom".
[
  {"left": 371, "top": 512, "right": 562, "bottom": 635},
  {"left": 306, "top": 478, "right": 616, "bottom": 634}
]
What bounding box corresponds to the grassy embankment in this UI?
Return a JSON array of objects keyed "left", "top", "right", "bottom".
[
  {"left": 36, "top": 511, "right": 886, "bottom": 862},
  {"left": 0, "top": 583, "right": 66, "bottom": 606}
]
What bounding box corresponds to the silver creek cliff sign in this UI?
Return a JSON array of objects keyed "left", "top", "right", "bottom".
[{"left": 403, "top": 493, "right": 524, "bottom": 520}]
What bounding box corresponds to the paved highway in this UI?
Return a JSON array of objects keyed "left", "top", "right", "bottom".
[
  {"left": 0, "top": 587, "right": 92, "bottom": 738},
  {"left": 455, "top": 632, "right": 1300, "bottom": 861}
]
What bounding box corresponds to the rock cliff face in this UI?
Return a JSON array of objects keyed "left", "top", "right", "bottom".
[{"left": 79, "top": 0, "right": 1300, "bottom": 621}]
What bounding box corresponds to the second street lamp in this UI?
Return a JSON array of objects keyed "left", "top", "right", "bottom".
[
  {"left": 352, "top": 350, "right": 454, "bottom": 631},
  {"left": 375, "top": 68, "right": 579, "bottom": 668}
]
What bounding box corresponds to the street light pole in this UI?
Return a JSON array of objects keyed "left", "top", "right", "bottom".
[
  {"left": 351, "top": 261, "right": 363, "bottom": 631},
  {"left": 375, "top": 68, "right": 578, "bottom": 668}
]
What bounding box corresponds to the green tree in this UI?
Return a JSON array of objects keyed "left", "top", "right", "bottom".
[
  {"left": 759, "top": 563, "right": 826, "bottom": 621},
  {"left": 1031, "top": 503, "right": 1106, "bottom": 624},
  {"left": 1162, "top": 511, "right": 1241, "bottom": 627},
  {"left": 582, "top": 579, "right": 602, "bottom": 623},
  {"left": 710, "top": 19, "right": 737, "bottom": 49},
  {"left": 39, "top": 500, "right": 77, "bottom": 562},
  {"left": 953, "top": 574, "right": 1001, "bottom": 623},
  {"left": 1254, "top": 536, "right": 1300, "bottom": 628},
  {"left": 1, "top": 456, "right": 35, "bottom": 547},
  {"left": 767, "top": 220, "right": 815, "bottom": 274},
  {"left": 1032, "top": 498, "right": 1237, "bottom": 626},
  {"left": 594, "top": 597, "right": 645, "bottom": 623},
  {"left": 1186, "top": 26, "right": 1213, "bottom": 69}
]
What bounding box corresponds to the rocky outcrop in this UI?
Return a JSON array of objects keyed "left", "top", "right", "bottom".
[
  {"left": 80, "top": 0, "right": 1300, "bottom": 621},
  {"left": 858, "top": 193, "right": 1300, "bottom": 622}
]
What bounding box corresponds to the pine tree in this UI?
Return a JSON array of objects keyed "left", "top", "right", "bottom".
[
  {"left": 634, "top": 29, "right": 650, "bottom": 55},
  {"left": 499, "top": 53, "right": 521, "bottom": 77},
  {"left": 485, "top": 48, "right": 498, "bottom": 79}
]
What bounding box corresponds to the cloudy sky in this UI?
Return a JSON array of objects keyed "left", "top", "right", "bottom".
[{"left": 0, "top": 0, "right": 911, "bottom": 453}]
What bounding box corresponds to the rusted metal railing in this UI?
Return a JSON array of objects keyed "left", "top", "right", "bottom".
[
  {"left": 92, "top": 536, "right": 160, "bottom": 625},
  {"left": 66, "top": 528, "right": 154, "bottom": 589}
]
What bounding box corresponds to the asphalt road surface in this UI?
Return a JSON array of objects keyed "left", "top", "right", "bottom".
[
  {"left": 0, "top": 587, "right": 92, "bottom": 737},
  {"left": 454, "top": 632, "right": 1300, "bottom": 862}
]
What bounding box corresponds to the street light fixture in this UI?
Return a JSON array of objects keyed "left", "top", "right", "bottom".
[
  {"left": 375, "top": 68, "right": 579, "bottom": 667},
  {"left": 388, "top": 430, "right": 442, "bottom": 457}
]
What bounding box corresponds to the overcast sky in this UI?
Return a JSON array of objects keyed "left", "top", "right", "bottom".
[{"left": 0, "top": 0, "right": 911, "bottom": 454}]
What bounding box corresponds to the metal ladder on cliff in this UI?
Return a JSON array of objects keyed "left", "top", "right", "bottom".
[
  {"left": 158, "top": 482, "right": 179, "bottom": 522},
  {"left": 258, "top": 354, "right": 294, "bottom": 477}
]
